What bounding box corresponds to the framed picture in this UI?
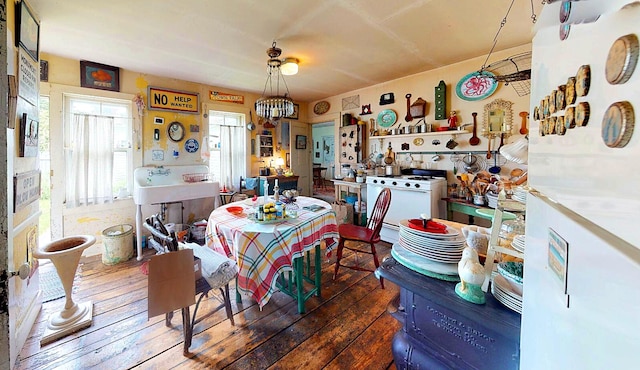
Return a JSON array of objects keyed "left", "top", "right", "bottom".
[
  {"left": 19, "top": 113, "right": 38, "bottom": 157},
  {"left": 80, "top": 60, "right": 120, "bottom": 92},
  {"left": 16, "top": 0, "right": 40, "bottom": 62},
  {"left": 287, "top": 103, "right": 299, "bottom": 120},
  {"left": 295, "top": 135, "right": 307, "bottom": 149}
]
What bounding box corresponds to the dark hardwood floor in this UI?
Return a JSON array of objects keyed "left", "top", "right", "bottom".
[{"left": 16, "top": 242, "right": 400, "bottom": 369}]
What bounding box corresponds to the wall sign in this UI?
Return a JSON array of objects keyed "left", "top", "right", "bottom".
[
  {"left": 209, "top": 91, "right": 244, "bottom": 104},
  {"left": 148, "top": 86, "right": 199, "bottom": 114},
  {"left": 14, "top": 170, "right": 41, "bottom": 212},
  {"left": 18, "top": 49, "right": 38, "bottom": 107}
]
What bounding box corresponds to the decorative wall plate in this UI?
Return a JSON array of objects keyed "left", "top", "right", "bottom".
[
  {"left": 565, "top": 77, "right": 576, "bottom": 105},
  {"left": 555, "top": 85, "right": 566, "bottom": 111},
  {"left": 547, "top": 117, "right": 557, "bottom": 135},
  {"left": 413, "top": 137, "right": 424, "bottom": 146},
  {"left": 455, "top": 71, "right": 498, "bottom": 101},
  {"left": 549, "top": 90, "right": 557, "bottom": 114},
  {"left": 533, "top": 106, "right": 540, "bottom": 121},
  {"left": 575, "top": 102, "right": 590, "bottom": 127},
  {"left": 377, "top": 109, "right": 398, "bottom": 127},
  {"left": 606, "top": 34, "right": 639, "bottom": 85},
  {"left": 543, "top": 96, "right": 550, "bottom": 118},
  {"left": 184, "top": 138, "right": 199, "bottom": 153},
  {"left": 576, "top": 65, "right": 591, "bottom": 97},
  {"left": 602, "top": 101, "right": 635, "bottom": 148},
  {"left": 556, "top": 116, "right": 566, "bottom": 135},
  {"left": 313, "top": 101, "right": 330, "bottom": 115},
  {"left": 565, "top": 106, "right": 576, "bottom": 129}
]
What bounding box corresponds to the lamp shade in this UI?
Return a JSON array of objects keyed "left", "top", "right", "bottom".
[
  {"left": 500, "top": 136, "right": 529, "bottom": 164},
  {"left": 280, "top": 58, "right": 299, "bottom": 75},
  {"left": 275, "top": 157, "right": 285, "bottom": 167}
]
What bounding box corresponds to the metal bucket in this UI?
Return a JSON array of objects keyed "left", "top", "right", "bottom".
[{"left": 102, "top": 224, "right": 133, "bottom": 265}]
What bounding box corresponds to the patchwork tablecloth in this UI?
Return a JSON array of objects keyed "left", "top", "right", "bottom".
[{"left": 205, "top": 196, "right": 338, "bottom": 308}]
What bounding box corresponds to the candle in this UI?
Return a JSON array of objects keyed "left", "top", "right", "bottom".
[{"left": 275, "top": 179, "right": 279, "bottom": 187}]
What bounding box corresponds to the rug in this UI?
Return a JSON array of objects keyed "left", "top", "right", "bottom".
[{"left": 40, "top": 266, "right": 82, "bottom": 303}]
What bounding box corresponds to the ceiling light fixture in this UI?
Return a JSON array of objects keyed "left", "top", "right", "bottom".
[
  {"left": 281, "top": 58, "right": 299, "bottom": 76},
  {"left": 255, "top": 41, "right": 295, "bottom": 124}
]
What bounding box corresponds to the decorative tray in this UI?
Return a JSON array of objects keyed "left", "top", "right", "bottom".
[{"left": 247, "top": 214, "right": 290, "bottom": 224}]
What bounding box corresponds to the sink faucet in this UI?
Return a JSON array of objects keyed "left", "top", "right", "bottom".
[{"left": 147, "top": 167, "right": 171, "bottom": 177}]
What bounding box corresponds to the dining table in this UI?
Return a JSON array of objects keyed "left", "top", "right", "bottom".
[{"left": 205, "top": 196, "right": 339, "bottom": 313}]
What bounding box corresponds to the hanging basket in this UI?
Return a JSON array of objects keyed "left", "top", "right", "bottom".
[{"left": 484, "top": 52, "right": 532, "bottom": 97}]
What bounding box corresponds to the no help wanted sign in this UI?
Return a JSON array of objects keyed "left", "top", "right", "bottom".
[{"left": 148, "top": 87, "right": 199, "bottom": 114}]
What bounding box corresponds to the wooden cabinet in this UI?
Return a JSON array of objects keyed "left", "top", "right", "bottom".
[{"left": 255, "top": 134, "right": 274, "bottom": 157}]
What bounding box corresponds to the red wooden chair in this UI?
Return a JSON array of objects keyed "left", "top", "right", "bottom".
[{"left": 333, "top": 188, "right": 391, "bottom": 288}]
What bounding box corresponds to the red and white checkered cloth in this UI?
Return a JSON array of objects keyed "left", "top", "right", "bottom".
[{"left": 205, "top": 196, "right": 338, "bottom": 308}]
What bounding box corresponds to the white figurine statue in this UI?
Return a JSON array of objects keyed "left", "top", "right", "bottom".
[{"left": 455, "top": 247, "right": 486, "bottom": 304}]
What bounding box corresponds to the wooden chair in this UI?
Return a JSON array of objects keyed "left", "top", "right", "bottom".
[
  {"left": 333, "top": 188, "right": 391, "bottom": 288},
  {"left": 144, "top": 215, "right": 236, "bottom": 354}
]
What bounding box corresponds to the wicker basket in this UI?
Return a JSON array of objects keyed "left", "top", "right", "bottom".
[{"left": 182, "top": 173, "right": 210, "bottom": 183}]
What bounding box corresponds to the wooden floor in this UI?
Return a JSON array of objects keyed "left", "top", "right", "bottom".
[{"left": 16, "top": 242, "right": 401, "bottom": 369}]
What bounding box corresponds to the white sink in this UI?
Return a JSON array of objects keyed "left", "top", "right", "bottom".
[
  {"left": 133, "top": 165, "right": 219, "bottom": 205},
  {"left": 133, "top": 165, "right": 220, "bottom": 260}
]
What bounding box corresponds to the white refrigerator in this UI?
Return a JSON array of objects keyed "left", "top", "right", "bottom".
[{"left": 522, "top": 1, "right": 640, "bottom": 369}]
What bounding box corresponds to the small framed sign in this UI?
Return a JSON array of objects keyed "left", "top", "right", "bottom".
[
  {"left": 14, "top": 170, "right": 41, "bottom": 212},
  {"left": 295, "top": 135, "right": 307, "bottom": 149},
  {"left": 548, "top": 228, "right": 569, "bottom": 294},
  {"left": 80, "top": 60, "right": 120, "bottom": 92}
]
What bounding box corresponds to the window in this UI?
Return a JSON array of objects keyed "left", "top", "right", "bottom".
[
  {"left": 208, "top": 111, "right": 246, "bottom": 190},
  {"left": 64, "top": 94, "right": 132, "bottom": 206}
]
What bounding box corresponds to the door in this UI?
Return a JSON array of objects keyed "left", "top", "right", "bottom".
[
  {"left": 2, "top": 10, "right": 42, "bottom": 366},
  {"left": 290, "top": 122, "right": 311, "bottom": 195}
]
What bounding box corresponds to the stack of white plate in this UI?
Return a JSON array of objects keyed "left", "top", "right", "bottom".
[
  {"left": 397, "top": 220, "right": 466, "bottom": 263},
  {"left": 492, "top": 274, "right": 523, "bottom": 314},
  {"left": 486, "top": 191, "right": 499, "bottom": 208},
  {"left": 511, "top": 234, "right": 526, "bottom": 253},
  {"left": 512, "top": 187, "right": 528, "bottom": 203}
]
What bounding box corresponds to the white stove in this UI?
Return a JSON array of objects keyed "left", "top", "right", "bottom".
[{"left": 366, "top": 170, "right": 447, "bottom": 244}]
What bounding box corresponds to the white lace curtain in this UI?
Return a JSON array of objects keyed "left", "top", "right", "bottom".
[
  {"left": 65, "top": 113, "right": 114, "bottom": 207},
  {"left": 219, "top": 124, "right": 245, "bottom": 190}
]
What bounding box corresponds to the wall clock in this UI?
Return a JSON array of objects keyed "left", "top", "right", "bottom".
[
  {"left": 606, "top": 34, "right": 639, "bottom": 85},
  {"left": 313, "top": 101, "right": 330, "bottom": 115},
  {"left": 602, "top": 101, "right": 635, "bottom": 148},
  {"left": 377, "top": 109, "right": 397, "bottom": 128},
  {"left": 167, "top": 121, "right": 185, "bottom": 142}
]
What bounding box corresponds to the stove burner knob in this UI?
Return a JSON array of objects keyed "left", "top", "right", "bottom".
[
  {"left": 392, "top": 181, "right": 398, "bottom": 186},
  {"left": 373, "top": 179, "right": 378, "bottom": 184},
  {"left": 414, "top": 183, "right": 421, "bottom": 188},
  {"left": 380, "top": 180, "right": 385, "bottom": 184},
  {"left": 405, "top": 182, "right": 411, "bottom": 187}
]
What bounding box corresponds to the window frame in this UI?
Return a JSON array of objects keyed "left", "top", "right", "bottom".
[{"left": 63, "top": 93, "right": 134, "bottom": 203}]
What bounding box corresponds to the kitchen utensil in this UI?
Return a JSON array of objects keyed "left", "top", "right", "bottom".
[
  {"left": 247, "top": 110, "right": 256, "bottom": 131},
  {"left": 469, "top": 112, "right": 480, "bottom": 146},
  {"left": 519, "top": 112, "right": 529, "bottom": 135},
  {"left": 446, "top": 138, "right": 459, "bottom": 150},
  {"left": 384, "top": 143, "right": 395, "bottom": 164},
  {"left": 486, "top": 136, "right": 492, "bottom": 159},
  {"left": 405, "top": 94, "right": 413, "bottom": 122},
  {"left": 489, "top": 134, "right": 504, "bottom": 174},
  {"left": 410, "top": 98, "right": 427, "bottom": 118}
]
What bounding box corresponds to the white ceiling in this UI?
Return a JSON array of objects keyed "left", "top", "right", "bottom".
[{"left": 28, "top": 0, "right": 544, "bottom": 102}]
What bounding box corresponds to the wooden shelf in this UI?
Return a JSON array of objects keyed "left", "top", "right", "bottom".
[{"left": 369, "top": 131, "right": 471, "bottom": 139}]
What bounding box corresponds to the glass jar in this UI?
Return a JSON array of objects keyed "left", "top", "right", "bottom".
[{"left": 341, "top": 164, "right": 351, "bottom": 179}]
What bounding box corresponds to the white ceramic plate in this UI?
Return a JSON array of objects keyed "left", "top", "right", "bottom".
[{"left": 392, "top": 243, "right": 459, "bottom": 275}]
